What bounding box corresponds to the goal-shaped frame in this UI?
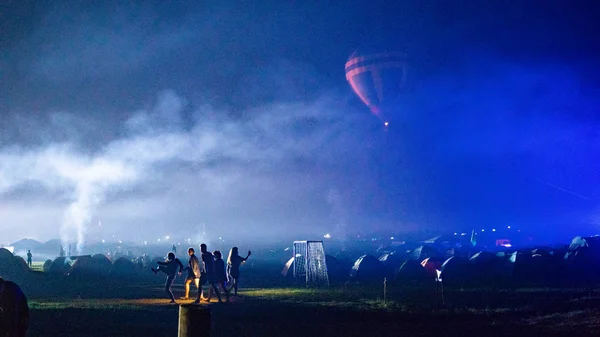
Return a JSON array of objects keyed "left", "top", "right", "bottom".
[{"left": 293, "top": 241, "right": 329, "bottom": 287}]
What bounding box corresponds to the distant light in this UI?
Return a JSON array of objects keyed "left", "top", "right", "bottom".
[
  {"left": 390, "top": 236, "right": 395, "bottom": 240},
  {"left": 461, "top": 233, "right": 466, "bottom": 236},
  {"left": 324, "top": 233, "right": 331, "bottom": 239},
  {"left": 492, "top": 229, "right": 496, "bottom": 232},
  {"left": 101, "top": 240, "right": 105, "bottom": 243},
  {"left": 501, "top": 243, "right": 512, "bottom": 248},
  {"left": 219, "top": 237, "right": 222, "bottom": 240},
  {"left": 143, "top": 241, "right": 148, "bottom": 245},
  {"left": 453, "top": 233, "right": 457, "bottom": 236},
  {"left": 165, "top": 236, "right": 170, "bottom": 240},
  {"left": 507, "top": 226, "right": 511, "bottom": 229},
  {"left": 119, "top": 240, "right": 122, "bottom": 244},
  {"left": 481, "top": 229, "right": 485, "bottom": 232},
  {"left": 384, "top": 121, "right": 389, "bottom": 127},
  {"left": 157, "top": 239, "right": 161, "bottom": 242}
]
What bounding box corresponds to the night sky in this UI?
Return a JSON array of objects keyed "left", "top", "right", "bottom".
[{"left": 1, "top": 1, "right": 600, "bottom": 247}]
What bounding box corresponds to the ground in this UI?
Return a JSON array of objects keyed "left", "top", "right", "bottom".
[{"left": 10, "top": 263, "right": 600, "bottom": 336}]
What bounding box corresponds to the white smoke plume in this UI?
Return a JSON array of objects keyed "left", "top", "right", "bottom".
[
  {"left": 0, "top": 90, "right": 350, "bottom": 251},
  {"left": 327, "top": 188, "right": 348, "bottom": 246}
]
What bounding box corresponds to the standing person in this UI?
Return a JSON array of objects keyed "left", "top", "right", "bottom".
[
  {"left": 227, "top": 247, "right": 251, "bottom": 296},
  {"left": 151, "top": 252, "right": 184, "bottom": 303},
  {"left": 181, "top": 248, "right": 201, "bottom": 302},
  {"left": 26, "top": 250, "right": 32, "bottom": 268},
  {"left": 199, "top": 244, "right": 221, "bottom": 303},
  {"left": 0, "top": 277, "right": 29, "bottom": 337},
  {"left": 213, "top": 251, "right": 229, "bottom": 302}
]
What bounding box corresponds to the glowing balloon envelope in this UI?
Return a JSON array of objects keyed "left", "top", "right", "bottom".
[{"left": 345, "top": 48, "right": 408, "bottom": 123}]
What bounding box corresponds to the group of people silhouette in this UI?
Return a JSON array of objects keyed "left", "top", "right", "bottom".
[{"left": 152, "top": 244, "right": 250, "bottom": 304}]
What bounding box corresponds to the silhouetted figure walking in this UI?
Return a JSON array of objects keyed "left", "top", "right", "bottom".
[
  {"left": 227, "top": 247, "right": 251, "bottom": 296},
  {"left": 152, "top": 252, "right": 184, "bottom": 303},
  {"left": 26, "top": 250, "right": 32, "bottom": 268},
  {"left": 182, "top": 248, "right": 201, "bottom": 302},
  {"left": 199, "top": 244, "right": 221, "bottom": 303},
  {"left": 0, "top": 277, "right": 29, "bottom": 337},
  {"left": 213, "top": 251, "right": 229, "bottom": 302}
]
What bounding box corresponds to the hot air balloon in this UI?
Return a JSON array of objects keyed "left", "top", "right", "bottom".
[{"left": 345, "top": 47, "right": 408, "bottom": 126}]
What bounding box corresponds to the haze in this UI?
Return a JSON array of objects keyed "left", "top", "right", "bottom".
[{"left": 1, "top": 1, "right": 600, "bottom": 250}]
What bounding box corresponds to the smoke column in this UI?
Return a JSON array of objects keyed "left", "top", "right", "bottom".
[{"left": 327, "top": 188, "right": 348, "bottom": 249}]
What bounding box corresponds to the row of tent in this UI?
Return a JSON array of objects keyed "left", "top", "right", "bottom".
[
  {"left": 306, "top": 236, "right": 600, "bottom": 286},
  {"left": 0, "top": 248, "right": 166, "bottom": 279},
  {"left": 42, "top": 254, "right": 166, "bottom": 277}
]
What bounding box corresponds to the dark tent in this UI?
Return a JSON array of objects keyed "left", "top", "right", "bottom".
[
  {"left": 42, "top": 259, "right": 53, "bottom": 272},
  {"left": 48, "top": 257, "right": 72, "bottom": 274},
  {"left": 563, "top": 236, "right": 600, "bottom": 285},
  {"left": 335, "top": 250, "right": 357, "bottom": 262},
  {"left": 440, "top": 256, "right": 471, "bottom": 287},
  {"left": 0, "top": 249, "right": 29, "bottom": 278},
  {"left": 468, "top": 251, "right": 497, "bottom": 264},
  {"left": 349, "top": 255, "right": 386, "bottom": 283},
  {"left": 409, "top": 245, "right": 443, "bottom": 261},
  {"left": 12, "top": 256, "right": 29, "bottom": 272},
  {"left": 92, "top": 254, "right": 112, "bottom": 267},
  {"left": 110, "top": 257, "right": 137, "bottom": 276},
  {"left": 469, "top": 251, "right": 512, "bottom": 285},
  {"left": 281, "top": 257, "right": 295, "bottom": 277},
  {"left": 513, "top": 251, "right": 557, "bottom": 285},
  {"left": 0, "top": 248, "right": 13, "bottom": 260},
  {"left": 421, "top": 257, "right": 444, "bottom": 279},
  {"left": 379, "top": 253, "right": 403, "bottom": 278},
  {"left": 69, "top": 255, "right": 111, "bottom": 277},
  {"left": 325, "top": 255, "right": 349, "bottom": 282},
  {"left": 530, "top": 248, "right": 552, "bottom": 257},
  {"left": 396, "top": 260, "right": 430, "bottom": 284}
]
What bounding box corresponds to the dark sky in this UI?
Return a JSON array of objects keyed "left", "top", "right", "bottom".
[{"left": 1, "top": 1, "right": 600, "bottom": 248}]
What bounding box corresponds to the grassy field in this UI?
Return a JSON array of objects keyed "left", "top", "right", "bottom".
[{"left": 8, "top": 263, "right": 600, "bottom": 336}]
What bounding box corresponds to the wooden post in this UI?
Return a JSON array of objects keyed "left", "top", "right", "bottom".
[
  {"left": 178, "top": 304, "right": 211, "bottom": 337},
  {"left": 383, "top": 277, "right": 387, "bottom": 304}
]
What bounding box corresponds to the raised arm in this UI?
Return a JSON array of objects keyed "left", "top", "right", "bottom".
[{"left": 242, "top": 250, "right": 251, "bottom": 262}]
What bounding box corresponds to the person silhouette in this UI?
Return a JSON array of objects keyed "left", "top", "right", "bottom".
[
  {"left": 151, "top": 252, "right": 184, "bottom": 303},
  {"left": 0, "top": 277, "right": 29, "bottom": 337},
  {"left": 199, "top": 244, "right": 221, "bottom": 303},
  {"left": 213, "top": 250, "right": 229, "bottom": 302},
  {"left": 26, "top": 250, "right": 32, "bottom": 268},
  {"left": 227, "top": 247, "right": 251, "bottom": 296},
  {"left": 181, "top": 248, "right": 201, "bottom": 302}
]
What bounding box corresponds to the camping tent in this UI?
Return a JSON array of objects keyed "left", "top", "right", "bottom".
[
  {"left": 378, "top": 253, "right": 403, "bottom": 278},
  {"left": 69, "top": 255, "right": 112, "bottom": 277},
  {"left": 110, "top": 257, "right": 137, "bottom": 276},
  {"left": 349, "top": 255, "right": 386, "bottom": 282},
  {"left": 48, "top": 257, "right": 72, "bottom": 274}
]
